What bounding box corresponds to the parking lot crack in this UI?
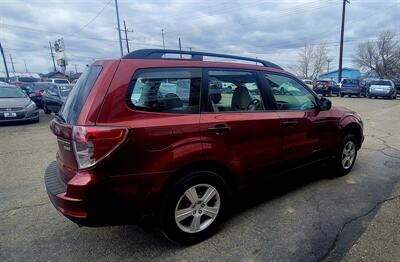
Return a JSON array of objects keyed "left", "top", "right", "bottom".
[
  {"left": 0, "top": 201, "right": 49, "bottom": 216},
  {"left": 317, "top": 194, "right": 400, "bottom": 261}
]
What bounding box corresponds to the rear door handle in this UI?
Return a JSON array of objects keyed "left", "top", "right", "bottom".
[
  {"left": 208, "top": 124, "right": 231, "bottom": 135},
  {"left": 283, "top": 120, "right": 299, "bottom": 127}
]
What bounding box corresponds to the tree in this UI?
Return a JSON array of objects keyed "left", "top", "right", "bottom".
[
  {"left": 353, "top": 30, "right": 400, "bottom": 78},
  {"left": 292, "top": 42, "right": 329, "bottom": 79}
]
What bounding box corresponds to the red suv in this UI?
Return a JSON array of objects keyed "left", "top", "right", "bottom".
[{"left": 45, "top": 49, "right": 363, "bottom": 244}]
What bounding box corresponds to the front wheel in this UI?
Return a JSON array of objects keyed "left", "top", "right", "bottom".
[
  {"left": 159, "top": 171, "right": 229, "bottom": 244},
  {"left": 329, "top": 134, "right": 358, "bottom": 176}
]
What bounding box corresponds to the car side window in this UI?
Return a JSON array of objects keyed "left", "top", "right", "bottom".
[
  {"left": 48, "top": 86, "right": 58, "bottom": 96},
  {"left": 265, "top": 74, "right": 318, "bottom": 111},
  {"left": 128, "top": 68, "right": 201, "bottom": 114},
  {"left": 207, "top": 70, "right": 264, "bottom": 112}
]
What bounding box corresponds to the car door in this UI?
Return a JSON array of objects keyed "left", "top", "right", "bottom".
[
  {"left": 46, "top": 86, "right": 59, "bottom": 112},
  {"left": 200, "top": 69, "right": 282, "bottom": 178},
  {"left": 264, "top": 73, "right": 336, "bottom": 163}
]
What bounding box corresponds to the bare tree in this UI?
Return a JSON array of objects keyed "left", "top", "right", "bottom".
[
  {"left": 293, "top": 42, "right": 329, "bottom": 79},
  {"left": 353, "top": 30, "right": 400, "bottom": 78}
]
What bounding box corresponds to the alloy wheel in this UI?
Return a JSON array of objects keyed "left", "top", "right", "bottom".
[
  {"left": 342, "top": 140, "right": 356, "bottom": 169},
  {"left": 174, "top": 184, "right": 220, "bottom": 233}
]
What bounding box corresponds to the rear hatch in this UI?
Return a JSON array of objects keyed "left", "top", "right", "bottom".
[
  {"left": 342, "top": 79, "right": 359, "bottom": 89},
  {"left": 49, "top": 64, "right": 106, "bottom": 181},
  {"left": 315, "top": 81, "right": 328, "bottom": 90}
]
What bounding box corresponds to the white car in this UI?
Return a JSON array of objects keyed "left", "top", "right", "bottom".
[
  {"left": 45, "top": 78, "right": 70, "bottom": 85},
  {"left": 301, "top": 79, "right": 314, "bottom": 89},
  {"left": 368, "top": 79, "right": 397, "bottom": 99}
]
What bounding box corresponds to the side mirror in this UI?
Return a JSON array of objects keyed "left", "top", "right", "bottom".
[{"left": 319, "top": 97, "right": 332, "bottom": 111}]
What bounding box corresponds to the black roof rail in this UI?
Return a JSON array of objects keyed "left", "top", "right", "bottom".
[{"left": 122, "top": 49, "right": 282, "bottom": 70}]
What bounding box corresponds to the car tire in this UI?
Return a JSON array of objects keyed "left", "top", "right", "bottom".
[
  {"left": 159, "top": 170, "right": 230, "bottom": 245},
  {"left": 329, "top": 134, "right": 358, "bottom": 177},
  {"left": 43, "top": 104, "right": 51, "bottom": 114},
  {"left": 368, "top": 95, "right": 372, "bottom": 99},
  {"left": 340, "top": 93, "right": 344, "bottom": 97}
]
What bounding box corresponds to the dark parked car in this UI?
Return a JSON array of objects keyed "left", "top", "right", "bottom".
[
  {"left": 340, "top": 79, "right": 367, "bottom": 97},
  {"left": 42, "top": 84, "right": 73, "bottom": 114},
  {"left": 0, "top": 84, "right": 39, "bottom": 123},
  {"left": 45, "top": 49, "right": 364, "bottom": 244},
  {"left": 313, "top": 80, "right": 340, "bottom": 96},
  {"left": 21, "top": 82, "right": 57, "bottom": 108}
]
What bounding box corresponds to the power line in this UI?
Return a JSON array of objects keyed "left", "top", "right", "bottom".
[{"left": 67, "top": 0, "right": 113, "bottom": 37}]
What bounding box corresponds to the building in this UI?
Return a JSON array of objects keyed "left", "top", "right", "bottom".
[
  {"left": 319, "top": 68, "right": 361, "bottom": 82},
  {"left": 41, "top": 71, "right": 69, "bottom": 81}
]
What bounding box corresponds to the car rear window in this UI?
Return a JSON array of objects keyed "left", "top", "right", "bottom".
[
  {"left": 54, "top": 79, "right": 69, "bottom": 84},
  {"left": 60, "top": 65, "right": 102, "bottom": 124},
  {"left": 19, "top": 77, "right": 39, "bottom": 82},
  {"left": 342, "top": 79, "right": 359, "bottom": 84},
  {"left": 371, "top": 81, "right": 391, "bottom": 86},
  {"left": 0, "top": 87, "right": 27, "bottom": 98}
]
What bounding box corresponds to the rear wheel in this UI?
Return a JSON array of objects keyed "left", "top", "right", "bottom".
[
  {"left": 340, "top": 93, "right": 344, "bottom": 97},
  {"left": 329, "top": 134, "right": 358, "bottom": 176},
  {"left": 159, "top": 171, "right": 229, "bottom": 244}
]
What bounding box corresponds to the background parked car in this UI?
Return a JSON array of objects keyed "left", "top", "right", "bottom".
[
  {"left": 313, "top": 80, "right": 340, "bottom": 96},
  {"left": 340, "top": 79, "right": 367, "bottom": 97},
  {"left": 45, "top": 78, "right": 70, "bottom": 85},
  {"left": 368, "top": 79, "right": 397, "bottom": 99},
  {"left": 42, "top": 84, "right": 73, "bottom": 114},
  {"left": 22, "top": 82, "right": 57, "bottom": 108},
  {"left": 9, "top": 76, "right": 39, "bottom": 86},
  {"left": 0, "top": 84, "right": 39, "bottom": 123},
  {"left": 301, "top": 79, "right": 314, "bottom": 89}
]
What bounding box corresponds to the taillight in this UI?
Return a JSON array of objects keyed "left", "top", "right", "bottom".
[
  {"left": 15, "top": 81, "right": 22, "bottom": 85},
  {"left": 35, "top": 90, "right": 42, "bottom": 97},
  {"left": 72, "top": 126, "right": 129, "bottom": 169},
  {"left": 324, "top": 83, "right": 330, "bottom": 89},
  {"left": 356, "top": 86, "right": 362, "bottom": 90}
]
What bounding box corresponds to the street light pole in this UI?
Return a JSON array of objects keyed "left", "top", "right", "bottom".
[
  {"left": 161, "top": 29, "right": 166, "bottom": 50},
  {"left": 49, "top": 41, "right": 57, "bottom": 72},
  {"left": 0, "top": 41, "right": 10, "bottom": 82},
  {"left": 115, "top": 0, "right": 124, "bottom": 57},
  {"left": 338, "top": 0, "right": 349, "bottom": 83}
]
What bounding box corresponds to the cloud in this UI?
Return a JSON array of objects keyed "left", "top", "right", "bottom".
[{"left": 0, "top": 0, "right": 398, "bottom": 73}]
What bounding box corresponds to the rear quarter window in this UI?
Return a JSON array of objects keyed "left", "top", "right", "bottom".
[{"left": 127, "top": 68, "right": 201, "bottom": 114}]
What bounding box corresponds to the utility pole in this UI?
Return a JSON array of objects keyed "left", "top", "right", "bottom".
[
  {"left": 178, "top": 37, "right": 182, "bottom": 58},
  {"left": 73, "top": 64, "right": 78, "bottom": 73},
  {"left": 188, "top": 47, "right": 193, "bottom": 51},
  {"left": 114, "top": 0, "right": 124, "bottom": 57},
  {"left": 121, "top": 20, "right": 133, "bottom": 53},
  {"left": 9, "top": 54, "right": 15, "bottom": 73},
  {"left": 24, "top": 59, "right": 28, "bottom": 72},
  {"left": 327, "top": 58, "right": 333, "bottom": 73},
  {"left": 338, "top": 0, "right": 350, "bottom": 83},
  {"left": 161, "top": 29, "right": 166, "bottom": 49},
  {"left": 0, "top": 41, "right": 10, "bottom": 82},
  {"left": 49, "top": 41, "right": 57, "bottom": 72}
]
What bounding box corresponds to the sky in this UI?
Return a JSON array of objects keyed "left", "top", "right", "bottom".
[{"left": 0, "top": 0, "right": 399, "bottom": 74}]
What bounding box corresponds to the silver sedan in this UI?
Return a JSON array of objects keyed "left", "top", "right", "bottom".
[{"left": 0, "top": 84, "right": 39, "bottom": 123}]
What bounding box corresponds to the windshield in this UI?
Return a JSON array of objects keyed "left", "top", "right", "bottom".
[
  {"left": 54, "top": 79, "right": 69, "bottom": 84},
  {"left": 30, "top": 83, "right": 55, "bottom": 91},
  {"left": 371, "top": 81, "right": 391, "bottom": 86},
  {"left": 59, "top": 85, "right": 73, "bottom": 96},
  {"left": 0, "top": 87, "right": 27, "bottom": 98}
]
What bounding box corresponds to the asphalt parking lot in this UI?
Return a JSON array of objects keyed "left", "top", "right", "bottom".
[{"left": 1, "top": 97, "right": 400, "bottom": 262}]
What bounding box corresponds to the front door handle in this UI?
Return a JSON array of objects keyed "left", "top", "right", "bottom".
[
  {"left": 283, "top": 120, "right": 299, "bottom": 127},
  {"left": 208, "top": 124, "right": 231, "bottom": 135}
]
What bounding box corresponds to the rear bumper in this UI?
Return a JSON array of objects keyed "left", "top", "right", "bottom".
[
  {"left": 0, "top": 110, "right": 39, "bottom": 123},
  {"left": 369, "top": 90, "right": 393, "bottom": 97},
  {"left": 44, "top": 161, "right": 146, "bottom": 226},
  {"left": 44, "top": 162, "right": 89, "bottom": 221}
]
